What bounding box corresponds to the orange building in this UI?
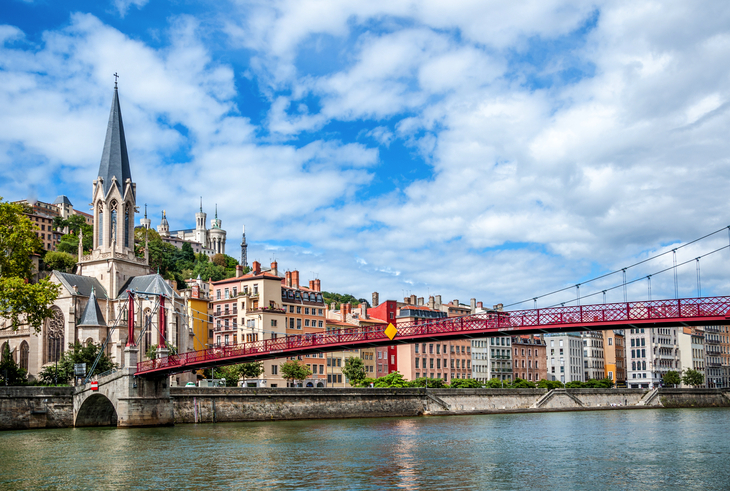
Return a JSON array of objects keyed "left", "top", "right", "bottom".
[{"left": 603, "top": 330, "right": 626, "bottom": 386}]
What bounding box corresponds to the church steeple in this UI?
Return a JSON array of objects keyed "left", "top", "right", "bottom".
[{"left": 98, "top": 84, "right": 132, "bottom": 196}]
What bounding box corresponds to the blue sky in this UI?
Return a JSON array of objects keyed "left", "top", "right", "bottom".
[{"left": 3, "top": 0, "right": 730, "bottom": 307}]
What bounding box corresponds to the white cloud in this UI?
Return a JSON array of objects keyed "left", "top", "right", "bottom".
[{"left": 113, "top": 0, "right": 149, "bottom": 18}]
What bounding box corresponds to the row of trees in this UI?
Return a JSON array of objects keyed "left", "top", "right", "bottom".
[
  {"left": 322, "top": 291, "right": 370, "bottom": 309},
  {"left": 662, "top": 369, "right": 704, "bottom": 387}
]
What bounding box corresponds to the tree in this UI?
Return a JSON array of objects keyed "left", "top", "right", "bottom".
[
  {"left": 322, "top": 291, "right": 368, "bottom": 309},
  {"left": 38, "top": 341, "right": 116, "bottom": 385},
  {"left": 145, "top": 344, "right": 178, "bottom": 360},
  {"left": 537, "top": 379, "right": 564, "bottom": 390},
  {"left": 212, "top": 254, "right": 227, "bottom": 268},
  {"left": 372, "top": 371, "right": 410, "bottom": 388},
  {"left": 584, "top": 378, "right": 614, "bottom": 389},
  {"left": 682, "top": 369, "right": 705, "bottom": 388},
  {"left": 280, "top": 360, "right": 312, "bottom": 385},
  {"left": 44, "top": 251, "right": 77, "bottom": 272},
  {"left": 192, "top": 261, "right": 226, "bottom": 282},
  {"left": 342, "top": 357, "right": 367, "bottom": 387},
  {"left": 512, "top": 377, "right": 537, "bottom": 388},
  {"left": 485, "top": 378, "right": 507, "bottom": 388},
  {"left": 0, "top": 344, "right": 28, "bottom": 385},
  {"left": 662, "top": 371, "right": 681, "bottom": 387},
  {"left": 239, "top": 362, "right": 264, "bottom": 384},
  {"left": 0, "top": 198, "right": 61, "bottom": 332},
  {"left": 449, "top": 378, "right": 484, "bottom": 388},
  {"left": 565, "top": 381, "right": 585, "bottom": 388}
]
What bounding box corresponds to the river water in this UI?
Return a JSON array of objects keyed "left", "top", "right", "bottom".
[{"left": 1, "top": 408, "right": 728, "bottom": 490}]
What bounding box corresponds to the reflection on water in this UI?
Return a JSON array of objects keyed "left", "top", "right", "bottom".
[{"left": 1, "top": 408, "right": 729, "bottom": 490}]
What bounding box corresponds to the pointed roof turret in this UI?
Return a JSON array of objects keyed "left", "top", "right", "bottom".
[
  {"left": 78, "top": 287, "right": 107, "bottom": 327},
  {"left": 98, "top": 83, "right": 132, "bottom": 196}
]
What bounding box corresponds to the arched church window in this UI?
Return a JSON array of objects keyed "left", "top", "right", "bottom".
[
  {"left": 19, "top": 341, "right": 29, "bottom": 371},
  {"left": 110, "top": 201, "right": 118, "bottom": 245},
  {"left": 46, "top": 308, "right": 64, "bottom": 364},
  {"left": 124, "top": 206, "right": 130, "bottom": 248},
  {"left": 0, "top": 342, "right": 9, "bottom": 362},
  {"left": 97, "top": 202, "right": 104, "bottom": 247}
]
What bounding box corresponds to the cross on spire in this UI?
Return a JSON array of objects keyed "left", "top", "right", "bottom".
[{"left": 113, "top": 72, "right": 119, "bottom": 88}]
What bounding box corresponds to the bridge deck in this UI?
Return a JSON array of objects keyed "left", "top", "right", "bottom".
[{"left": 136, "top": 296, "right": 730, "bottom": 376}]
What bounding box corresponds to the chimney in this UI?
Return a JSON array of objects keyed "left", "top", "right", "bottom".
[
  {"left": 470, "top": 298, "right": 476, "bottom": 312},
  {"left": 435, "top": 295, "right": 442, "bottom": 308},
  {"left": 493, "top": 303, "right": 503, "bottom": 311},
  {"left": 314, "top": 279, "right": 321, "bottom": 292},
  {"left": 417, "top": 297, "right": 424, "bottom": 306},
  {"left": 477, "top": 301, "right": 483, "bottom": 309},
  {"left": 252, "top": 261, "right": 261, "bottom": 274},
  {"left": 330, "top": 302, "right": 336, "bottom": 311},
  {"left": 309, "top": 280, "right": 315, "bottom": 290},
  {"left": 404, "top": 297, "right": 410, "bottom": 305},
  {"left": 192, "top": 284, "right": 200, "bottom": 299},
  {"left": 292, "top": 270, "right": 299, "bottom": 289},
  {"left": 410, "top": 294, "right": 417, "bottom": 305},
  {"left": 285, "top": 271, "right": 292, "bottom": 287},
  {"left": 271, "top": 261, "right": 278, "bottom": 276},
  {"left": 453, "top": 299, "right": 459, "bottom": 307},
  {"left": 428, "top": 296, "right": 435, "bottom": 309},
  {"left": 372, "top": 292, "right": 379, "bottom": 307},
  {"left": 360, "top": 302, "right": 368, "bottom": 318},
  {"left": 235, "top": 265, "right": 243, "bottom": 277}
]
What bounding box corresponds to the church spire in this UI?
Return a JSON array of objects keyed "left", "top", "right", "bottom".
[
  {"left": 200, "top": 196, "right": 203, "bottom": 212},
  {"left": 97, "top": 79, "right": 131, "bottom": 196}
]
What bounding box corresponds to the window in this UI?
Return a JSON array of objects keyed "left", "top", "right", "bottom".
[
  {"left": 429, "top": 358, "right": 434, "bottom": 368},
  {"left": 271, "top": 319, "right": 277, "bottom": 327},
  {"left": 415, "top": 358, "right": 420, "bottom": 368},
  {"left": 319, "top": 321, "right": 323, "bottom": 327},
  {"left": 272, "top": 365, "right": 278, "bottom": 375},
  {"left": 225, "top": 288, "right": 230, "bottom": 299},
  {"left": 289, "top": 306, "right": 294, "bottom": 313},
  {"left": 289, "top": 318, "right": 294, "bottom": 329},
  {"left": 305, "top": 319, "right": 310, "bottom": 327},
  {"left": 297, "top": 319, "right": 302, "bottom": 329},
  {"left": 415, "top": 345, "right": 419, "bottom": 354},
  {"left": 233, "top": 287, "right": 237, "bottom": 296},
  {"left": 297, "top": 306, "right": 301, "bottom": 314},
  {"left": 253, "top": 285, "right": 258, "bottom": 295},
  {"left": 436, "top": 345, "right": 440, "bottom": 355},
  {"left": 319, "top": 309, "right": 323, "bottom": 315},
  {"left": 216, "top": 290, "right": 221, "bottom": 300},
  {"left": 609, "top": 338, "right": 613, "bottom": 346}
]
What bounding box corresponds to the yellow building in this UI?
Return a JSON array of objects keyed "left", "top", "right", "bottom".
[{"left": 185, "top": 283, "right": 211, "bottom": 352}]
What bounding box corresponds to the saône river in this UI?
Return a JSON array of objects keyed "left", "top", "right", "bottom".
[{"left": 1, "top": 408, "right": 728, "bottom": 490}]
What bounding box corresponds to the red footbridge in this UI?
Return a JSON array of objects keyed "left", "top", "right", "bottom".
[{"left": 136, "top": 296, "right": 730, "bottom": 377}]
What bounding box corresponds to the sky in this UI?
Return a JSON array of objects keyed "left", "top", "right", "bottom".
[{"left": 3, "top": 0, "right": 730, "bottom": 308}]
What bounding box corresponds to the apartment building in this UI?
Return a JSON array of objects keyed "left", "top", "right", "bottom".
[
  {"left": 545, "top": 333, "right": 584, "bottom": 383},
  {"left": 603, "top": 330, "right": 626, "bottom": 386},
  {"left": 703, "top": 325, "right": 727, "bottom": 388},
  {"left": 679, "top": 326, "right": 705, "bottom": 387},
  {"left": 511, "top": 335, "right": 547, "bottom": 382},
  {"left": 626, "top": 327, "right": 680, "bottom": 389},
  {"left": 14, "top": 196, "right": 93, "bottom": 252},
  {"left": 582, "top": 331, "right": 605, "bottom": 381}
]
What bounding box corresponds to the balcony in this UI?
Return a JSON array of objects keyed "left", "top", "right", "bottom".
[
  {"left": 705, "top": 338, "right": 720, "bottom": 345},
  {"left": 249, "top": 306, "right": 286, "bottom": 314}
]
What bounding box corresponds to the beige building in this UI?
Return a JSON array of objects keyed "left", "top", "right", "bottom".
[{"left": 678, "top": 326, "right": 705, "bottom": 387}]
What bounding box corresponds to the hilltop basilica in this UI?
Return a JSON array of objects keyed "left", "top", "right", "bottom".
[{"left": 0, "top": 84, "right": 194, "bottom": 382}]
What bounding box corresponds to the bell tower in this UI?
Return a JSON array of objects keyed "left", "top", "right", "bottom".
[{"left": 80, "top": 80, "right": 151, "bottom": 297}]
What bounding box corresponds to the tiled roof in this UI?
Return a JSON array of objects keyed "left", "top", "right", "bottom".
[
  {"left": 117, "top": 274, "right": 182, "bottom": 299},
  {"left": 54, "top": 272, "right": 108, "bottom": 299},
  {"left": 77, "top": 287, "right": 106, "bottom": 327},
  {"left": 52, "top": 195, "right": 73, "bottom": 206}
]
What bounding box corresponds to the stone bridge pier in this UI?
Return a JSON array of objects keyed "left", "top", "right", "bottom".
[{"left": 73, "top": 348, "right": 173, "bottom": 427}]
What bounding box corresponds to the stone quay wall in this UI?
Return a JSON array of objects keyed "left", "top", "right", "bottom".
[
  {"left": 658, "top": 388, "right": 730, "bottom": 408},
  {"left": 0, "top": 387, "right": 74, "bottom": 430}
]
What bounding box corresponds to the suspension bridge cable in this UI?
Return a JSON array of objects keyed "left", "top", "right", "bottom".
[
  {"left": 537, "top": 244, "right": 729, "bottom": 309},
  {"left": 504, "top": 225, "right": 730, "bottom": 308}
]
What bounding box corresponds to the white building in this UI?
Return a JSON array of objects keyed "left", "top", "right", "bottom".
[
  {"left": 545, "top": 333, "right": 584, "bottom": 384},
  {"left": 626, "top": 327, "right": 681, "bottom": 389},
  {"left": 582, "top": 331, "right": 605, "bottom": 381},
  {"left": 678, "top": 326, "right": 705, "bottom": 387},
  {"left": 155, "top": 200, "right": 227, "bottom": 257}
]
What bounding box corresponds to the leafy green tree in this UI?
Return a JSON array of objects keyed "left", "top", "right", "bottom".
[
  {"left": 0, "top": 344, "right": 28, "bottom": 385},
  {"left": 53, "top": 214, "right": 88, "bottom": 235},
  {"left": 44, "top": 251, "right": 77, "bottom": 272},
  {"left": 662, "top": 371, "right": 681, "bottom": 387},
  {"left": 38, "top": 342, "right": 116, "bottom": 385},
  {"left": 584, "top": 378, "right": 614, "bottom": 388},
  {"left": 342, "top": 357, "right": 367, "bottom": 387},
  {"left": 322, "top": 291, "right": 369, "bottom": 309},
  {"left": 212, "top": 254, "right": 227, "bottom": 268},
  {"left": 511, "top": 377, "right": 537, "bottom": 388},
  {"left": 280, "top": 360, "right": 312, "bottom": 385},
  {"left": 0, "top": 198, "right": 61, "bottom": 332},
  {"left": 192, "top": 261, "right": 226, "bottom": 282},
  {"left": 449, "top": 378, "right": 484, "bottom": 388},
  {"left": 537, "top": 379, "right": 565, "bottom": 390},
  {"left": 682, "top": 369, "right": 704, "bottom": 388},
  {"left": 565, "top": 381, "right": 585, "bottom": 388},
  {"left": 373, "top": 371, "right": 410, "bottom": 388},
  {"left": 485, "top": 378, "right": 507, "bottom": 388},
  {"left": 145, "top": 343, "right": 178, "bottom": 360}
]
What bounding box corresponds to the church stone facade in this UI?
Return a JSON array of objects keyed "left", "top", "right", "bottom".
[{"left": 0, "top": 85, "right": 195, "bottom": 386}]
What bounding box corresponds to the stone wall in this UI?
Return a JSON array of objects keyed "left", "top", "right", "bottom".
[
  {"left": 658, "top": 388, "right": 730, "bottom": 408},
  {"left": 0, "top": 387, "right": 74, "bottom": 430},
  {"left": 171, "top": 387, "right": 427, "bottom": 423},
  {"left": 428, "top": 388, "right": 546, "bottom": 412}
]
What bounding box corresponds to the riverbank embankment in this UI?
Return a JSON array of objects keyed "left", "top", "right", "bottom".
[{"left": 2, "top": 387, "right": 729, "bottom": 429}]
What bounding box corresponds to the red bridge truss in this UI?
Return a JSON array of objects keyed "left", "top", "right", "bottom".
[{"left": 136, "top": 296, "right": 730, "bottom": 377}]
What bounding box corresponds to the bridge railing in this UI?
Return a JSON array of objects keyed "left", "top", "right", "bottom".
[{"left": 136, "top": 296, "right": 730, "bottom": 374}]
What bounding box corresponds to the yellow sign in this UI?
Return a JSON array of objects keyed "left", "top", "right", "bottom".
[{"left": 385, "top": 323, "right": 398, "bottom": 340}]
